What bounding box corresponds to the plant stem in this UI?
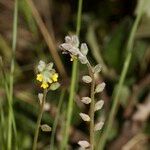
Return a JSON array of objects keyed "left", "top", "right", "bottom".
[
  {"left": 50, "top": 89, "right": 65, "bottom": 150},
  {"left": 87, "top": 62, "right": 95, "bottom": 150},
  {"left": 61, "top": 0, "right": 83, "bottom": 149},
  {"left": 97, "top": 2, "right": 145, "bottom": 150},
  {"left": 7, "top": 0, "right": 18, "bottom": 149},
  {"left": 32, "top": 90, "right": 47, "bottom": 150}
]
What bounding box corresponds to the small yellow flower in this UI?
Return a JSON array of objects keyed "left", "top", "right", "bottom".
[
  {"left": 51, "top": 73, "right": 58, "bottom": 82},
  {"left": 36, "top": 74, "right": 43, "bottom": 82},
  {"left": 41, "top": 82, "right": 49, "bottom": 89},
  {"left": 70, "top": 54, "right": 77, "bottom": 61}
]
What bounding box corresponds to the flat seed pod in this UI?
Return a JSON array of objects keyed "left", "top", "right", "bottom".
[
  {"left": 78, "top": 140, "right": 90, "bottom": 149},
  {"left": 82, "top": 75, "right": 92, "bottom": 83},
  {"left": 41, "top": 124, "right": 51, "bottom": 132},
  {"left": 93, "top": 64, "right": 102, "bottom": 74},
  {"left": 81, "top": 97, "right": 91, "bottom": 104},
  {"left": 95, "top": 82, "right": 106, "bottom": 93},
  {"left": 94, "top": 122, "right": 104, "bottom": 131},
  {"left": 94, "top": 100, "right": 104, "bottom": 111},
  {"left": 38, "top": 93, "right": 43, "bottom": 105},
  {"left": 79, "top": 113, "right": 90, "bottom": 122}
]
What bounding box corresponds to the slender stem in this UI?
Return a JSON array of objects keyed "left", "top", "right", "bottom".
[
  {"left": 50, "top": 89, "right": 65, "bottom": 150},
  {"left": 61, "top": 0, "right": 83, "bottom": 149},
  {"left": 32, "top": 90, "right": 47, "bottom": 150},
  {"left": 7, "top": 0, "right": 18, "bottom": 149},
  {"left": 97, "top": 2, "right": 145, "bottom": 150},
  {"left": 87, "top": 62, "right": 95, "bottom": 150}
]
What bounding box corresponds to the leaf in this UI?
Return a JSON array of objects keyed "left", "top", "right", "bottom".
[
  {"left": 50, "top": 82, "right": 60, "bottom": 90},
  {"left": 81, "top": 97, "right": 91, "bottom": 104},
  {"left": 94, "top": 100, "right": 104, "bottom": 111},
  {"left": 95, "top": 82, "right": 106, "bottom": 93},
  {"left": 94, "top": 122, "right": 104, "bottom": 131},
  {"left": 41, "top": 124, "right": 51, "bottom": 132},
  {"left": 80, "top": 43, "right": 88, "bottom": 56},
  {"left": 82, "top": 75, "right": 92, "bottom": 83},
  {"left": 78, "top": 140, "right": 90, "bottom": 148},
  {"left": 79, "top": 113, "right": 90, "bottom": 122}
]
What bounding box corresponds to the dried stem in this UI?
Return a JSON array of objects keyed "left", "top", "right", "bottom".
[{"left": 32, "top": 89, "right": 47, "bottom": 150}]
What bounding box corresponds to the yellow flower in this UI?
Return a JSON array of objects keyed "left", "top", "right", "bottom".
[
  {"left": 36, "top": 74, "right": 43, "bottom": 82},
  {"left": 70, "top": 54, "right": 77, "bottom": 61},
  {"left": 51, "top": 73, "right": 58, "bottom": 82},
  {"left": 41, "top": 82, "right": 49, "bottom": 89}
]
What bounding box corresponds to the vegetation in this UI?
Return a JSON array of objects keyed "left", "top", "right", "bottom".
[{"left": 0, "top": 0, "right": 150, "bottom": 149}]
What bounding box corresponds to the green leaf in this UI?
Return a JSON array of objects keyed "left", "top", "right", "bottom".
[{"left": 50, "top": 82, "right": 60, "bottom": 91}]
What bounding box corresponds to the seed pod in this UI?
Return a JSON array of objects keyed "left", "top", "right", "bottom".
[
  {"left": 82, "top": 75, "right": 92, "bottom": 83},
  {"left": 93, "top": 64, "right": 102, "bottom": 74},
  {"left": 41, "top": 124, "right": 51, "bottom": 132},
  {"left": 38, "top": 93, "right": 43, "bottom": 105},
  {"left": 81, "top": 97, "right": 91, "bottom": 104},
  {"left": 78, "top": 140, "right": 90, "bottom": 149},
  {"left": 95, "top": 82, "right": 106, "bottom": 93},
  {"left": 94, "top": 100, "right": 104, "bottom": 111},
  {"left": 79, "top": 113, "right": 90, "bottom": 122},
  {"left": 94, "top": 122, "right": 104, "bottom": 131}
]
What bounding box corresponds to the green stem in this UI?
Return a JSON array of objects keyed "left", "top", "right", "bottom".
[
  {"left": 32, "top": 90, "right": 47, "bottom": 150},
  {"left": 88, "top": 62, "right": 95, "bottom": 150},
  {"left": 50, "top": 89, "right": 65, "bottom": 150},
  {"left": 97, "top": 2, "right": 145, "bottom": 150},
  {"left": 7, "top": 0, "right": 18, "bottom": 149},
  {"left": 61, "top": 0, "right": 83, "bottom": 149}
]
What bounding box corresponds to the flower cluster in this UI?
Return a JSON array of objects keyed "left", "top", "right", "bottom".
[
  {"left": 60, "top": 35, "right": 88, "bottom": 64},
  {"left": 60, "top": 35, "right": 106, "bottom": 149},
  {"left": 36, "top": 60, "right": 59, "bottom": 89}
]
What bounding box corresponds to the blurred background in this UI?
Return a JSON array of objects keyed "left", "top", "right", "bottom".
[{"left": 0, "top": 0, "right": 150, "bottom": 149}]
